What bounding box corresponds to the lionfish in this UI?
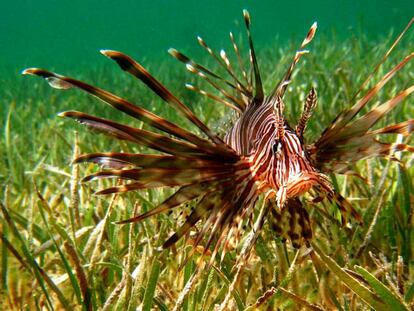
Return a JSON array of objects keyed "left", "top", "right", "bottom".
[{"left": 24, "top": 11, "right": 414, "bottom": 266}]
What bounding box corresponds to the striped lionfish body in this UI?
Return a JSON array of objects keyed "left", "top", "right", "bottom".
[{"left": 24, "top": 11, "right": 414, "bottom": 257}]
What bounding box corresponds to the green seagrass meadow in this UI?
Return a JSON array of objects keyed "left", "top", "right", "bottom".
[{"left": 1, "top": 32, "right": 413, "bottom": 310}]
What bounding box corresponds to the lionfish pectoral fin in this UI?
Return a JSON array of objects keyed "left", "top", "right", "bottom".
[
  {"left": 59, "top": 111, "right": 211, "bottom": 158},
  {"left": 270, "top": 198, "right": 312, "bottom": 248},
  {"left": 350, "top": 17, "right": 414, "bottom": 102},
  {"left": 313, "top": 82, "right": 414, "bottom": 171},
  {"left": 116, "top": 183, "right": 212, "bottom": 224},
  {"left": 162, "top": 190, "right": 223, "bottom": 249},
  {"left": 23, "top": 68, "right": 235, "bottom": 158},
  {"left": 318, "top": 52, "right": 414, "bottom": 144}
]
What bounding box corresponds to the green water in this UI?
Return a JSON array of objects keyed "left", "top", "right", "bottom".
[{"left": 1, "top": 0, "right": 412, "bottom": 73}]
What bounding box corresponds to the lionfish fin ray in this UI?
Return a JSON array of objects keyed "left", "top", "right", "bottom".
[
  {"left": 61, "top": 111, "right": 211, "bottom": 157},
  {"left": 271, "top": 22, "right": 317, "bottom": 99},
  {"left": 116, "top": 183, "right": 211, "bottom": 224},
  {"left": 170, "top": 48, "right": 247, "bottom": 110},
  {"left": 351, "top": 17, "right": 414, "bottom": 101},
  {"left": 100, "top": 50, "right": 224, "bottom": 145},
  {"left": 162, "top": 192, "right": 220, "bottom": 249},
  {"left": 243, "top": 10, "right": 264, "bottom": 103},
  {"left": 326, "top": 52, "right": 414, "bottom": 135},
  {"left": 185, "top": 83, "right": 242, "bottom": 112},
  {"left": 229, "top": 32, "right": 250, "bottom": 89},
  {"left": 369, "top": 120, "right": 414, "bottom": 136},
  {"left": 83, "top": 167, "right": 234, "bottom": 184},
  {"left": 348, "top": 84, "right": 414, "bottom": 136},
  {"left": 75, "top": 153, "right": 230, "bottom": 169},
  {"left": 195, "top": 37, "right": 251, "bottom": 96},
  {"left": 24, "top": 67, "right": 234, "bottom": 155}
]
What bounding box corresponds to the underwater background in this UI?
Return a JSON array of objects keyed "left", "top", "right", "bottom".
[
  {"left": 1, "top": 0, "right": 413, "bottom": 73},
  {"left": 1, "top": 1, "right": 414, "bottom": 310}
]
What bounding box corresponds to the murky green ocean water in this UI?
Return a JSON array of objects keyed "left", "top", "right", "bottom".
[{"left": 1, "top": 0, "right": 412, "bottom": 72}]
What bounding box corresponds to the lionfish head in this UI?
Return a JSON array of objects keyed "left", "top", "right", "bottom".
[{"left": 225, "top": 89, "right": 332, "bottom": 213}]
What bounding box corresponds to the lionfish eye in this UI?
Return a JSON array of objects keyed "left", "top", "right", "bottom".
[{"left": 272, "top": 140, "right": 282, "bottom": 154}]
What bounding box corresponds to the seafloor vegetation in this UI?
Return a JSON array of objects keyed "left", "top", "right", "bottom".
[{"left": 0, "top": 31, "right": 413, "bottom": 310}]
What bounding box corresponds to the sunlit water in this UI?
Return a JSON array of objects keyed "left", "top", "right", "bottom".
[{"left": 1, "top": 0, "right": 412, "bottom": 73}]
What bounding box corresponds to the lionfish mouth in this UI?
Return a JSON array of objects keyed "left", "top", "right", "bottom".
[{"left": 23, "top": 9, "right": 414, "bottom": 263}]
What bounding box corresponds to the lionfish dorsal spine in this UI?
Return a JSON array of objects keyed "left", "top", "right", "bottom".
[
  {"left": 169, "top": 47, "right": 248, "bottom": 111},
  {"left": 229, "top": 31, "right": 250, "bottom": 89},
  {"left": 243, "top": 9, "right": 264, "bottom": 103},
  {"left": 271, "top": 22, "right": 318, "bottom": 99},
  {"left": 99, "top": 49, "right": 226, "bottom": 146}
]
